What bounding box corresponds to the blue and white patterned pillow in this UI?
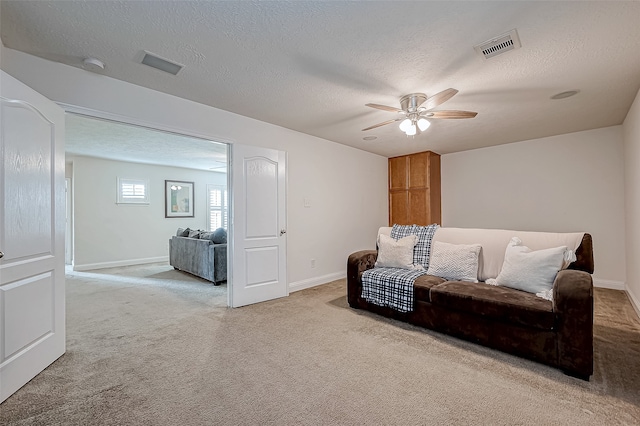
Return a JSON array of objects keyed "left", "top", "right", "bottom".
[{"left": 390, "top": 224, "right": 439, "bottom": 269}]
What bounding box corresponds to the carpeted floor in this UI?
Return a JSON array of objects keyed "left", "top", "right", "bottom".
[{"left": 1, "top": 263, "right": 639, "bottom": 425}]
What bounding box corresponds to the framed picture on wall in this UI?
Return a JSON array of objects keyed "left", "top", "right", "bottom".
[{"left": 165, "top": 180, "right": 194, "bottom": 218}]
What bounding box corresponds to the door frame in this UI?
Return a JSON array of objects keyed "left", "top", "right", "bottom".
[
  {"left": 65, "top": 177, "right": 73, "bottom": 265},
  {"left": 59, "top": 104, "right": 238, "bottom": 302}
]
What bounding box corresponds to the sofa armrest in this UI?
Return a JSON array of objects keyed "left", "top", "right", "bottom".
[
  {"left": 553, "top": 269, "right": 594, "bottom": 379},
  {"left": 347, "top": 250, "right": 377, "bottom": 308}
]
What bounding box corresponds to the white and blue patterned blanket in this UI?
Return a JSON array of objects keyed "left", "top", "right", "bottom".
[
  {"left": 361, "top": 267, "right": 429, "bottom": 312},
  {"left": 361, "top": 224, "right": 439, "bottom": 312}
]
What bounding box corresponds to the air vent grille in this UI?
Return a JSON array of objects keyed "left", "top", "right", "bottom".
[
  {"left": 474, "top": 29, "right": 521, "bottom": 59},
  {"left": 140, "top": 51, "right": 184, "bottom": 75}
]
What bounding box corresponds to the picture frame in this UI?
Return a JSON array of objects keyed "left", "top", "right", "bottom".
[{"left": 165, "top": 180, "right": 194, "bottom": 218}]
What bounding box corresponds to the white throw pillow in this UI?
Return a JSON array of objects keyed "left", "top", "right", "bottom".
[
  {"left": 426, "top": 241, "right": 482, "bottom": 282},
  {"left": 375, "top": 234, "right": 420, "bottom": 270},
  {"left": 494, "top": 237, "right": 574, "bottom": 294}
]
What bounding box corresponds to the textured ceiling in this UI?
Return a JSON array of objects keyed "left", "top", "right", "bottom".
[
  {"left": 2, "top": 1, "right": 640, "bottom": 159},
  {"left": 66, "top": 114, "right": 228, "bottom": 172}
]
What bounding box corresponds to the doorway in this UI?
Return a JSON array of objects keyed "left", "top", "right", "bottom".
[{"left": 65, "top": 113, "right": 229, "bottom": 290}]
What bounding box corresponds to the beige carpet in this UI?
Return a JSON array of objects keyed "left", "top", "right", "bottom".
[{"left": 1, "top": 263, "right": 639, "bottom": 425}]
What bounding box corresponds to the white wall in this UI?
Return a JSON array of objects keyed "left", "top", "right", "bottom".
[
  {"left": 2, "top": 47, "right": 388, "bottom": 289},
  {"left": 68, "top": 156, "right": 226, "bottom": 270},
  {"left": 441, "top": 126, "right": 626, "bottom": 286},
  {"left": 623, "top": 87, "right": 640, "bottom": 314}
]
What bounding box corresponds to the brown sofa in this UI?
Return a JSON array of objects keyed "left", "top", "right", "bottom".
[{"left": 347, "top": 227, "right": 594, "bottom": 380}]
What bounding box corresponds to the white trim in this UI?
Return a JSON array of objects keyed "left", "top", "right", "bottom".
[
  {"left": 73, "top": 256, "right": 168, "bottom": 272},
  {"left": 65, "top": 177, "right": 73, "bottom": 265},
  {"left": 593, "top": 278, "right": 625, "bottom": 290},
  {"left": 626, "top": 286, "right": 640, "bottom": 319},
  {"left": 58, "top": 103, "right": 235, "bottom": 146},
  {"left": 289, "top": 272, "right": 345, "bottom": 292}
]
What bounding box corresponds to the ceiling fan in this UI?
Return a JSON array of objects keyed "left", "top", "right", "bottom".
[{"left": 362, "top": 88, "right": 477, "bottom": 136}]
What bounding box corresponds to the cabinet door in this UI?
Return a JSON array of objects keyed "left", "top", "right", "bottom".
[
  {"left": 389, "top": 156, "right": 408, "bottom": 191},
  {"left": 409, "top": 189, "right": 429, "bottom": 225},
  {"left": 389, "top": 191, "right": 409, "bottom": 225},
  {"left": 408, "top": 152, "right": 430, "bottom": 189}
]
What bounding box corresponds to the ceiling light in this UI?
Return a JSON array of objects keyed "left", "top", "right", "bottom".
[
  {"left": 417, "top": 118, "right": 431, "bottom": 131},
  {"left": 400, "top": 116, "right": 429, "bottom": 136},
  {"left": 551, "top": 90, "right": 580, "bottom": 100},
  {"left": 399, "top": 118, "right": 412, "bottom": 132},
  {"left": 362, "top": 136, "right": 377, "bottom": 141},
  {"left": 364, "top": 91, "right": 473, "bottom": 136},
  {"left": 82, "top": 57, "right": 105, "bottom": 72}
]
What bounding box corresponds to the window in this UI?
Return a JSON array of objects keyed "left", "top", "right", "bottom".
[
  {"left": 117, "top": 178, "right": 149, "bottom": 204},
  {"left": 207, "top": 184, "right": 228, "bottom": 230}
]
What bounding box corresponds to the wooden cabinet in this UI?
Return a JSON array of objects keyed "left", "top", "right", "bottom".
[{"left": 388, "top": 151, "right": 441, "bottom": 226}]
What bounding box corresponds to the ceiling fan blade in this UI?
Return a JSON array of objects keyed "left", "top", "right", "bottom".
[
  {"left": 365, "top": 103, "right": 404, "bottom": 113},
  {"left": 362, "top": 118, "right": 402, "bottom": 131},
  {"left": 427, "top": 110, "right": 478, "bottom": 119},
  {"left": 422, "top": 88, "right": 459, "bottom": 110}
]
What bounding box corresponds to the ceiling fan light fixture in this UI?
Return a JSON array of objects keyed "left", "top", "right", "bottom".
[
  {"left": 417, "top": 118, "right": 430, "bottom": 131},
  {"left": 363, "top": 88, "right": 477, "bottom": 135},
  {"left": 399, "top": 118, "right": 412, "bottom": 132}
]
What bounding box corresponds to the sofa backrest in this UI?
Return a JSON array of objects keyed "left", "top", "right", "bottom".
[
  {"left": 171, "top": 235, "right": 227, "bottom": 247},
  {"left": 378, "top": 226, "right": 593, "bottom": 280}
]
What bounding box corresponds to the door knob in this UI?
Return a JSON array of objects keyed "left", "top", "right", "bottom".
[{"left": 280, "top": 229, "right": 286, "bottom": 236}]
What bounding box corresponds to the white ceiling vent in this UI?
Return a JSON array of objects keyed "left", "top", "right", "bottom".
[
  {"left": 474, "top": 29, "right": 521, "bottom": 59},
  {"left": 140, "top": 51, "right": 184, "bottom": 75}
]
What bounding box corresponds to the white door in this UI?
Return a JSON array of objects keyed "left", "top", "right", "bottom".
[
  {"left": 229, "top": 144, "right": 287, "bottom": 308},
  {"left": 0, "top": 71, "right": 66, "bottom": 403}
]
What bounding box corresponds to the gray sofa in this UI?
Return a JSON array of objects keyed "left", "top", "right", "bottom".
[{"left": 169, "top": 227, "right": 227, "bottom": 284}]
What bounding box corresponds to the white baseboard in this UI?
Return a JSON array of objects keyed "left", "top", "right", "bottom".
[
  {"left": 289, "top": 272, "right": 345, "bottom": 293},
  {"left": 593, "top": 278, "right": 625, "bottom": 290},
  {"left": 625, "top": 286, "right": 640, "bottom": 319},
  {"left": 73, "top": 256, "right": 169, "bottom": 272}
]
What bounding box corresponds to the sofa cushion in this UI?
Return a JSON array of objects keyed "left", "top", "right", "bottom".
[
  {"left": 211, "top": 227, "right": 227, "bottom": 244},
  {"left": 188, "top": 229, "right": 201, "bottom": 238},
  {"left": 429, "top": 281, "right": 555, "bottom": 330},
  {"left": 430, "top": 227, "right": 585, "bottom": 281},
  {"left": 493, "top": 237, "right": 572, "bottom": 295},
  {"left": 390, "top": 224, "right": 439, "bottom": 269},
  {"left": 426, "top": 241, "right": 481, "bottom": 282},
  {"left": 375, "top": 234, "right": 418, "bottom": 269},
  {"left": 177, "top": 227, "right": 190, "bottom": 237},
  {"left": 413, "top": 275, "right": 446, "bottom": 302}
]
